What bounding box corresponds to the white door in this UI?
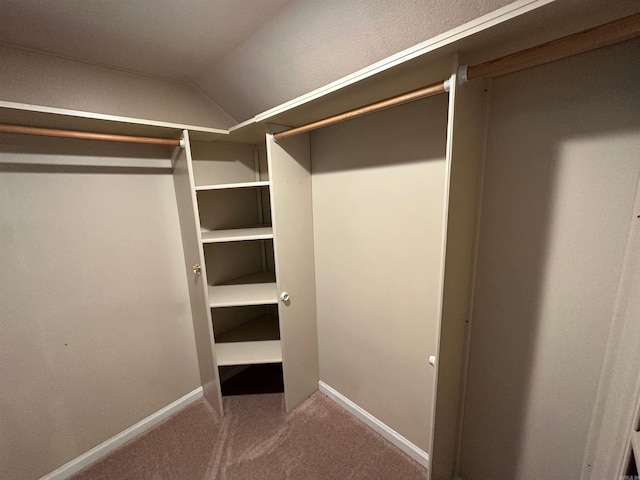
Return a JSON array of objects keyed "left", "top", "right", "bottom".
[
  {"left": 266, "top": 131, "right": 319, "bottom": 412},
  {"left": 172, "top": 130, "right": 223, "bottom": 414}
]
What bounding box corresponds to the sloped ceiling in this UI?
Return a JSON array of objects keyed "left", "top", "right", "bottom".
[
  {"left": 0, "top": 0, "right": 514, "bottom": 122},
  {"left": 0, "top": 0, "right": 295, "bottom": 81},
  {"left": 195, "top": 0, "right": 514, "bottom": 121}
]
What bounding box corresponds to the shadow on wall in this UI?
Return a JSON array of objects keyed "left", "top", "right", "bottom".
[
  {"left": 309, "top": 94, "right": 448, "bottom": 174},
  {"left": 0, "top": 133, "right": 173, "bottom": 171},
  {"left": 459, "top": 40, "right": 640, "bottom": 480}
]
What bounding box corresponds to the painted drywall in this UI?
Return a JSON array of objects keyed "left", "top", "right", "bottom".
[
  {"left": 459, "top": 39, "right": 640, "bottom": 480},
  {"left": 0, "top": 44, "right": 235, "bottom": 128},
  {"left": 196, "top": 0, "right": 514, "bottom": 120},
  {"left": 311, "top": 95, "right": 448, "bottom": 452},
  {"left": 0, "top": 0, "right": 293, "bottom": 81},
  {"left": 0, "top": 135, "right": 201, "bottom": 479}
]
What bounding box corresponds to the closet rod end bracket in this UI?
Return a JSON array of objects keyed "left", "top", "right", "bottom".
[
  {"left": 458, "top": 65, "right": 469, "bottom": 85},
  {"left": 179, "top": 137, "right": 186, "bottom": 149}
]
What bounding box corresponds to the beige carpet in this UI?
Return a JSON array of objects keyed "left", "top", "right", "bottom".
[{"left": 70, "top": 392, "right": 428, "bottom": 479}]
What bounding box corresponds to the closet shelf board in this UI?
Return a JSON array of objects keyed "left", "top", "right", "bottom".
[
  {"left": 208, "top": 271, "right": 277, "bottom": 308},
  {"left": 227, "top": 2, "right": 640, "bottom": 144},
  {"left": 195, "top": 180, "right": 269, "bottom": 191},
  {"left": 216, "top": 340, "right": 282, "bottom": 366},
  {"left": 0, "top": 101, "right": 228, "bottom": 139},
  {"left": 201, "top": 226, "right": 273, "bottom": 243},
  {"left": 632, "top": 431, "right": 640, "bottom": 459}
]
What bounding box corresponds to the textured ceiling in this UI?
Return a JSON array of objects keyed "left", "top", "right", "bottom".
[
  {"left": 0, "top": 0, "right": 294, "bottom": 81},
  {"left": 0, "top": 0, "right": 516, "bottom": 122}
]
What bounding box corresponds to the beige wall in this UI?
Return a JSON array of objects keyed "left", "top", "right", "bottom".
[
  {"left": 0, "top": 43, "right": 235, "bottom": 128},
  {"left": 0, "top": 135, "right": 201, "bottom": 479},
  {"left": 459, "top": 40, "right": 640, "bottom": 479},
  {"left": 311, "top": 95, "right": 448, "bottom": 452}
]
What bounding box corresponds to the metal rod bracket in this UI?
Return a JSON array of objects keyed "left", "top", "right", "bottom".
[{"left": 458, "top": 65, "right": 469, "bottom": 85}]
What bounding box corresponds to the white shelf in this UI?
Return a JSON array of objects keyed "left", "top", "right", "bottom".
[
  {"left": 0, "top": 100, "right": 228, "bottom": 139},
  {"left": 632, "top": 431, "right": 640, "bottom": 458},
  {"left": 215, "top": 314, "right": 281, "bottom": 366},
  {"left": 195, "top": 180, "right": 269, "bottom": 191},
  {"left": 201, "top": 226, "right": 273, "bottom": 243},
  {"left": 216, "top": 340, "right": 282, "bottom": 366},
  {"left": 208, "top": 271, "right": 277, "bottom": 308}
]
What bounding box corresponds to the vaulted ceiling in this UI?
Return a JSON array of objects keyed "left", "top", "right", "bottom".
[
  {"left": 0, "top": 0, "right": 294, "bottom": 81},
  {"left": 0, "top": 0, "right": 514, "bottom": 122}
]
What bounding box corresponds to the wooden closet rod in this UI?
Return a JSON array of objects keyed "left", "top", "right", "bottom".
[
  {"left": 274, "top": 12, "right": 640, "bottom": 142},
  {"left": 467, "top": 12, "right": 640, "bottom": 80},
  {"left": 0, "top": 124, "right": 182, "bottom": 147}
]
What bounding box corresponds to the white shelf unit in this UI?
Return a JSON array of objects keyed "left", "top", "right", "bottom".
[
  {"left": 201, "top": 226, "right": 273, "bottom": 244},
  {"left": 190, "top": 138, "right": 283, "bottom": 397},
  {"left": 208, "top": 271, "right": 277, "bottom": 308}
]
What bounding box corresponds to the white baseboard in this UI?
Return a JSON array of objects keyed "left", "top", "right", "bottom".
[
  {"left": 40, "top": 386, "right": 204, "bottom": 480},
  {"left": 318, "top": 381, "right": 430, "bottom": 468}
]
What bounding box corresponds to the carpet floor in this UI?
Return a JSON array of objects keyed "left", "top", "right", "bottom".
[{"left": 70, "top": 392, "right": 428, "bottom": 479}]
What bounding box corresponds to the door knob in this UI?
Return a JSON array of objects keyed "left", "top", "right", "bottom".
[
  {"left": 192, "top": 264, "right": 201, "bottom": 275},
  {"left": 280, "top": 292, "right": 290, "bottom": 302}
]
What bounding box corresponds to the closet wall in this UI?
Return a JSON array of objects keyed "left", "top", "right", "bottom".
[
  {"left": 0, "top": 136, "right": 201, "bottom": 480},
  {"left": 310, "top": 93, "right": 449, "bottom": 452},
  {"left": 459, "top": 39, "right": 640, "bottom": 479}
]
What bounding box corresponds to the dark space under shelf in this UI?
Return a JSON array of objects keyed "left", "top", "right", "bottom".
[{"left": 220, "top": 363, "right": 284, "bottom": 396}]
